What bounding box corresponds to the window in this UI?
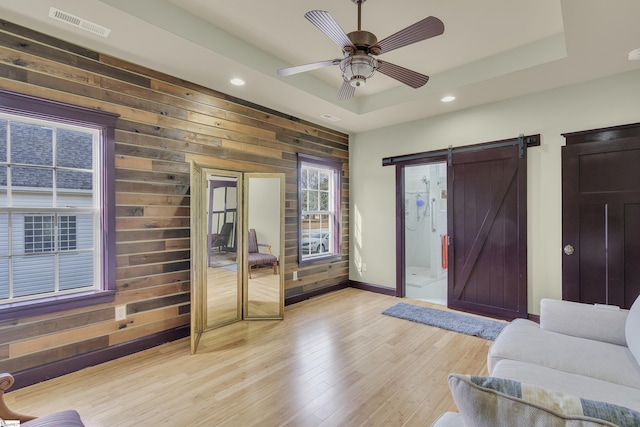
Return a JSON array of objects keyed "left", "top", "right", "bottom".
[
  {"left": 0, "top": 90, "right": 117, "bottom": 320},
  {"left": 298, "top": 154, "right": 341, "bottom": 264}
]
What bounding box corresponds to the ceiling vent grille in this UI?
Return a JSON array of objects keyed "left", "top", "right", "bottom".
[{"left": 48, "top": 7, "right": 111, "bottom": 38}]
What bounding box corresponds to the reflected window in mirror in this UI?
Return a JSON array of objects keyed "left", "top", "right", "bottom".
[{"left": 298, "top": 154, "right": 341, "bottom": 266}]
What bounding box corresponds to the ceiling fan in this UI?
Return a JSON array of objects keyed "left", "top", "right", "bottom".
[{"left": 277, "top": 0, "right": 444, "bottom": 100}]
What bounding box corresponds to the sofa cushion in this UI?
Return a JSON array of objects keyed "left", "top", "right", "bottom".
[
  {"left": 540, "top": 299, "right": 628, "bottom": 346},
  {"left": 492, "top": 359, "right": 640, "bottom": 412},
  {"left": 430, "top": 412, "right": 464, "bottom": 427},
  {"left": 627, "top": 295, "right": 640, "bottom": 367},
  {"left": 487, "top": 318, "right": 640, "bottom": 388},
  {"left": 22, "top": 410, "right": 85, "bottom": 427},
  {"left": 448, "top": 374, "right": 640, "bottom": 427}
]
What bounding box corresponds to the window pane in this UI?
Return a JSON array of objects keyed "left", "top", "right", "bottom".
[
  {"left": 319, "top": 171, "right": 329, "bottom": 191},
  {"left": 10, "top": 213, "right": 25, "bottom": 253},
  {"left": 57, "top": 129, "right": 93, "bottom": 169},
  {"left": 57, "top": 170, "right": 93, "bottom": 191},
  {"left": 57, "top": 191, "right": 94, "bottom": 208},
  {"left": 59, "top": 252, "right": 94, "bottom": 290},
  {"left": 11, "top": 122, "right": 53, "bottom": 166},
  {"left": 0, "top": 165, "right": 6, "bottom": 207},
  {"left": 24, "top": 215, "right": 54, "bottom": 253},
  {"left": 0, "top": 214, "right": 6, "bottom": 255},
  {"left": 75, "top": 214, "right": 94, "bottom": 250},
  {"left": 0, "top": 258, "right": 7, "bottom": 299},
  {"left": 58, "top": 215, "right": 77, "bottom": 251},
  {"left": 309, "top": 190, "right": 318, "bottom": 211},
  {"left": 13, "top": 254, "right": 55, "bottom": 297},
  {"left": 320, "top": 191, "right": 329, "bottom": 211},
  {"left": 11, "top": 167, "right": 53, "bottom": 207},
  {"left": 309, "top": 169, "right": 318, "bottom": 190},
  {"left": 0, "top": 119, "right": 6, "bottom": 162}
]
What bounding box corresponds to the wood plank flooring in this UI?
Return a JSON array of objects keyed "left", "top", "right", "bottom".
[{"left": 4, "top": 289, "right": 491, "bottom": 426}]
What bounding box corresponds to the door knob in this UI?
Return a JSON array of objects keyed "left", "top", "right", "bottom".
[{"left": 563, "top": 244, "right": 574, "bottom": 255}]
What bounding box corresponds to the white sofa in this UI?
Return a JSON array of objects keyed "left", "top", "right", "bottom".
[{"left": 433, "top": 296, "right": 640, "bottom": 426}]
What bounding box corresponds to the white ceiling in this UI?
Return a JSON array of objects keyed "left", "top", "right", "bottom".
[{"left": 0, "top": 0, "right": 639, "bottom": 134}]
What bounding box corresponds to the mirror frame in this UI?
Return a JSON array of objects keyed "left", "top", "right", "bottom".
[
  {"left": 190, "top": 163, "right": 244, "bottom": 353},
  {"left": 243, "top": 173, "right": 285, "bottom": 320}
]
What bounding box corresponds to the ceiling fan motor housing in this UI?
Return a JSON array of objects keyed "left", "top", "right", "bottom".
[{"left": 341, "top": 30, "right": 379, "bottom": 87}]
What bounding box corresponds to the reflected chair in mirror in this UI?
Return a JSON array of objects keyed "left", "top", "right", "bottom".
[
  {"left": 211, "top": 222, "right": 233, "bottom": 253},
  {"left": 247, "top": 228, "right": 278, "bottom": 278}
]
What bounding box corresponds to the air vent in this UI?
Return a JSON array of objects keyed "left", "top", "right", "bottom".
[
  {"left": 320, "top": 113, "right": 341, "bottom": 122},
  {"left": 49, "top": 7, "right": 111, "bottom": 38}
]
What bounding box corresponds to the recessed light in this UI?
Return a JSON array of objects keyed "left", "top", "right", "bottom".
[
  {"left": 628, "top": 48, "right": 640, "bottom": 61},
  {"left": 230, "top": 78, "right": 245, "bottom": 86},
  {"left": 441, "top": 95, "right": 456, "bottom": 103}
]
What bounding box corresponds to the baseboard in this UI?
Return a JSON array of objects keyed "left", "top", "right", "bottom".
[
  {"left": 12, "top": 324, "right": 189, "bottom": 391},
  {"left": 349, "top": 280, "right": 397, "bottom": 296},
  {"left": 528, "top": 313, "right": 540, "bottom": 323},
  {"left": 285, "top": 282, "right": 349, "bottom": 306}
]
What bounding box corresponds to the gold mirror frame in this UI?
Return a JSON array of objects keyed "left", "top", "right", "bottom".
[
  {"left": 190, "top": 164, "right": 285, "bottom": 353},
  {"left": 190, "top": 163, "right": 244, "bottom": 353}
]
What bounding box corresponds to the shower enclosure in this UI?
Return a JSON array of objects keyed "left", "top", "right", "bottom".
[{"left": 404, "top": 163, "right": 447, "bottom": 304}]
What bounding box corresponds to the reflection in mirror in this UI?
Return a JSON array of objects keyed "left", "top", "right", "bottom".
[
  {"left": 206, "top": 175, "right": 241, "bottom": 328},
  {"left": 244, "top": 174, "right": 284, "bottom": 319}
]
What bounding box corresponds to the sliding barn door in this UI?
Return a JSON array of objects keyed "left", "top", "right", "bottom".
[{"left": 448, "top": 144, "right": 528, "bottom": 320}]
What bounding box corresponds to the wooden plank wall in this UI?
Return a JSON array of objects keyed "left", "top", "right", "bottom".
[{"left": 0, "top": 20, "right": 349, "bottom": 374}]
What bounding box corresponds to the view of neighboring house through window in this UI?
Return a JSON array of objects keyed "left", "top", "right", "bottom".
[
  {"left": 0, "top": 114, "right": 99, "bottom": 302},
  {"left": 298, "top": 154, "right": 341, "bottom": 263}
]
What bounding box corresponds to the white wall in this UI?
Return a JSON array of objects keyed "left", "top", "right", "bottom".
[
  {"left": 350, "top": 69, "right": 640, "bottom": 314},
  {"left": 248, "top": 177, "right": 281, "bottom": 256}
]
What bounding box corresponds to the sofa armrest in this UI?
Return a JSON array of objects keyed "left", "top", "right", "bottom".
[{"left": 540, "top": 298, "right": 629, "bottom": 346}]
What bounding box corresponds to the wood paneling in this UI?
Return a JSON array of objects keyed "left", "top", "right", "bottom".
[{"left": 0, "top": 19, "right": 348, "bottom": 374}]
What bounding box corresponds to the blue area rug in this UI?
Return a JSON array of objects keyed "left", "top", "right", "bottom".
[
  {"left": 382, "top": 302, "right": 506, "bottom": 340},
  {"left": 222, "top": 263, "right": 237, "bottom": 272}
]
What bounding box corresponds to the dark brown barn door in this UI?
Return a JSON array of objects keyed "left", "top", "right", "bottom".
[
  {"left": 448, "top": 144, "right": 528, "bottom": 319},
  {"left": 562, "top": 124, "right": 640, "bottom": 309}
]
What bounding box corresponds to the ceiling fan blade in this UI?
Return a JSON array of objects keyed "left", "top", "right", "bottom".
[
  {"left": 278, "top": 59, "right": 341, "bottom": 77},
  {"left": 376, "top": 16, "right": 444, "bottom": 54},
  {"left": 377, "top": 60, "right": 429, "bottom": 88},
  {"left": 337, "top": 81, "right": 355, "bottom": 100},
  {"left": 305, "top": 10, "right": 356, "bottom": 51}
]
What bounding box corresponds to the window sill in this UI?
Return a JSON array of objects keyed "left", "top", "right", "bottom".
[
  {"left": 0, "top": 290, "right": 116, "bottom": 322},
  {"left": 298, "top": 254, "right": 343, "bottom": 268}
]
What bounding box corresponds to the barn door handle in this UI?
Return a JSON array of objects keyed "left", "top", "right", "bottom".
[{"left": 563, "top": 244, "right": 574, "bottom": 255}]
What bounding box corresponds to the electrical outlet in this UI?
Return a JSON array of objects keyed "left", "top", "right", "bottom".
[
  {"left": 115, "top": 305, "right": 127, "bottom": 321},
  {"left": 293, "top": 271, "right": 298, "bottom": 280},
  {"left": 362, "top": 263, "right": 367, "bottom": 272}
]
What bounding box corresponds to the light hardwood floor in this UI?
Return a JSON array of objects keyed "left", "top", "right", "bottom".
[{"left": 5, "top": 289, "right": 490, "bottom": 426}]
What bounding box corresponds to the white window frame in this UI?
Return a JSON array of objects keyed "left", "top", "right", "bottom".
[
  {"left": 1, "top": 114, "right": 101, "bottom": 303},
  {"left": 298, "top": 154, "right": 341, "bottom": 265}
]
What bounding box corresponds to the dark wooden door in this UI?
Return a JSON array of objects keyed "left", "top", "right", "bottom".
[
  {"left": 448, "top": 144, "right": 528, "bottom": 320},
  {"left": 562, "top": 124, "right": 640, "bottom": 309}
]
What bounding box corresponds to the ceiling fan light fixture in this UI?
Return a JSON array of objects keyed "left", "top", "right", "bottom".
[{"left": 340, "top": 54, "right": 377, "bottom": 87}]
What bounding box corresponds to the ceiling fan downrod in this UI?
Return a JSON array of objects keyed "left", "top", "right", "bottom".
[{"left": 352, "top": 0, "right": 366, "bottom": 31}]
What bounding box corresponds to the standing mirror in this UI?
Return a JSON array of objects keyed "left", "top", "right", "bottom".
[
  {"left": 244, "top": 173, "right": 285, "bottom": 319},
  {"left": 190, "top": 164, "right": 243, "bottom": 353}
]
